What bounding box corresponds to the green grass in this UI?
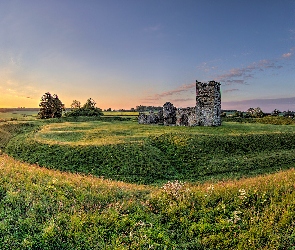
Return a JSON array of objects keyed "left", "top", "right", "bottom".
[
  {"left": 0, "top": 111, "right": 38, "bottom": 121},
  {"left": 32, "top": 120, "right": 295, "bottom": 146},
  {"left": 103, "top": 111, "right": 139, "bottom": 116},
  {"left": 3, "top": 120, "right": 295, "bottom": 184},
  {"left": 0, "top": 154, "right": 294, "bottom": 249},
  {"left": 1, "top": 120, "right": 295, "bottom": 248}
]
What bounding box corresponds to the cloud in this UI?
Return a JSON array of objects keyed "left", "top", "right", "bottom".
[
  {"left": 223, "top": 88, "right": 239, "bottom": 93},
  {"left": 222, "top": 97, "right": 295, "bottom": 112},
  {"left": 281, "top": 47, "right": 295, "bottom": 58},
  {"left": 171, "top": 98, "right": 192, "bottom": 102},
  {"left": 143, "top": 82, "right": 195, "bottom": 102},
  {"left": 216, "top": 58, "right": 285, "bottom": 85},
  {"left": 282, "top": 52, "right": 292, "bottom": 58},
  {"left": 196, "top": 59, "right": 220, "bottom": 73},
  {"left": 142, "top": 47, "right": 294, "bottom": 103}
]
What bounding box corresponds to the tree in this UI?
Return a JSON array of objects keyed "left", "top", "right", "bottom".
[
  {"left": 82, "top": 98, "right": 96, "bottom": 109},
  {"left": 232, "top": 111, "right": 243, "bottom": 118},
  {"left": 38, "top": 92, "right": 65, "bottom": 119},
  {"left": 65, "top": 98, "right": 103, "bottom": 117},
  {"left": 246, "top": 107, "right": 264, "bottom": 118},
  {"left": 283, "top": 110, "right": 295, "bottom": 118},
  {"left": 271, "top": 109, "right": 281, "bottom": 116},
  {"left": 70, "top": 100, "right": 81, "bottom": 110}
]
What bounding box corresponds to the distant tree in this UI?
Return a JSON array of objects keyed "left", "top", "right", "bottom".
[
  {"left": 65, "top": 98, "right": 103, "bottom": 117},
  {"left": 246, "top": 107, "right": 264, "bottom": 118},
  {"left": 246, "top": 107, "right": 255, "bottom": 117},
  {"left": 106, "top": 108, "right": 112, "bottom": 111},
  {"left": 70, "top": 100, "right": 81, "bottom": 110},
  {"left": 38, "top": 92, "right": 65, "bottom": 119},
  {"left": 82, "top": 98, "right": 96, "bottom": 109},
  {"left": 232, "top": 111, "right": 243, "bottom": 118},
  {"left": 271, "top": 109, "right": 281, "bottom": 116},
  {"left": 283, "top": 110, "right": 295, "bottom": 118},
  {"left": 220, "top": 112, "right": 227, "bottom": 118}
]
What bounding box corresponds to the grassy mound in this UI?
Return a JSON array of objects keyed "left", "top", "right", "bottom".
[
  {"left": 0, "top": 154, "right": 294, "bottom": 249},
  {"left": 4, "top": 121, "right": 295, "bottom": 184},
  {"left": 0, "top": 122, "right": 38, "bottom": 150}
]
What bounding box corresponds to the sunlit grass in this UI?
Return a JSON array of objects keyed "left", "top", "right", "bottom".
[
  {"left": 0, "top": 111, "right": 38, "bottom": 121},
  {"left": 0, "top": 153, "right": 294, "bottom": 248},
  {"left": 33, "top": 121, "right": 295, "bottom": 146},
  {"left": 103, "top": 111, "right": 139, "bottom": 116}
]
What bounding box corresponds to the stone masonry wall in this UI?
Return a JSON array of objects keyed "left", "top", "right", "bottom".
[
  {"left": 195, "top": 80, "right": 221, "bottom": 126},
  {"left": 176, "top": 107, "right": 196, "bottom": 126},
  {"left": 138, "top": 80, "right": 221, "bottom": 126}
]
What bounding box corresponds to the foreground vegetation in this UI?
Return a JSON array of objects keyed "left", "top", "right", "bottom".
[
  {"left": 1, "top": 118, "right": 295, "bottom": 248},
  {"left": 0, "top": 154, "right": 294, "bottom": 249}
]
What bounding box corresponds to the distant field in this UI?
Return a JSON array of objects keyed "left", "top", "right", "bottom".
[
  {"left": 0, "top": 110, "right": 38, "bottom": 121},
  {"left": 0, "top": 110, "right": 138, "bottom": 121},
  {"left": 103, "top": 111, "right": 139, "bottom": 116}
]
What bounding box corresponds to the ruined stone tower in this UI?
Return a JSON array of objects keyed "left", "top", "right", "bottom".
[
  {"left": 195, "top": 80, "right": 221, "bottom": 126},
  {"left": 138, "top": 79, "right": 221, "bottom": 126}
]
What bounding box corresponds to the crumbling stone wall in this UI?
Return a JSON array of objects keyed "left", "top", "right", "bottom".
[
  {"left": 176, "top": 107, "right": 196, "bottom": 126},
  {"left": 196, "top": 80, "right": 221, "bottom": 126},
  {"left": 138, "top": 80, "right": 221, "bottom": 126},
  {"left": 138, "top": 111, "right": 159, "bottom": 124},
  {"left": 163, "top": 102, "right": 177, "bottom": 125}
]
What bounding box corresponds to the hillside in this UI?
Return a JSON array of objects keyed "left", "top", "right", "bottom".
[{"left": 0, "top": 154, "right": 294, "bottom": 249}]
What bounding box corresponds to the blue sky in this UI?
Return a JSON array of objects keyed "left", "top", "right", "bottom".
[{"left": 0, "top": 0, "right": 294, "bottom": 112}]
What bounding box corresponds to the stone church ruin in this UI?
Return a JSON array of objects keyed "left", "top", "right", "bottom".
[{"left": 138, "top": 80, "right": 221, "bottom": 126}]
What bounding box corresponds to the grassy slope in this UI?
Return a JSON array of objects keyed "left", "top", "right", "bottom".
[
  {"left": 0, "top": 154, "right": 294, "bottom": 249},
  {"left": 5, "top": 121, "right": 295, "bottom": 184}
]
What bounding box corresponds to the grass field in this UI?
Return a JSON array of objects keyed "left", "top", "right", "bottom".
[
  {"left": 0, "top": 111, "right": 38, "bottom": 121},
  {"left": 0, "top": 153, "right": 294, "bottom": 249},
  {"left": 103, "top": 111, "right": 139, "bottom": 116},
  {"left": 0, "top": 110, "right": 138, "bottom": 121},
  {"left": 1, "top": 119, "right": 295, "bottom": 248},
  {"left": 33, "top": 120, "right": 295, "bottom": 146},
  {"left": 3, "top": 120, "right": 295, "bottom": 184}
]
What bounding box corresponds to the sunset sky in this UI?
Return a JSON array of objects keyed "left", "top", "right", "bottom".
[{"left": 0, "top": 0, "right": 294, "bottom": 112}]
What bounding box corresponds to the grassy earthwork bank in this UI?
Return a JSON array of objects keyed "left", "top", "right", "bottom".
[
  {"left": 0, "top": 118, "right": 295, "bottom": 248},
  {"left": 3, "top": 120, "right": 295, "bottom": 184},
  {"left": 1, "top": 154, "right": 295, "bottom": 249}
]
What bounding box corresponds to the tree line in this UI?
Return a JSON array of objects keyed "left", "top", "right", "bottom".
[
  {"left": 37, "top": 92, "right": 295, "bottom": 119},
  {"left": 38, "top": 92, "right": 103, "bottom": 119}
]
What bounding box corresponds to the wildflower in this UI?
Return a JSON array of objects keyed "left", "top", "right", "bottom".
[
  {"left": 207, "top": 184, "right": 214, "bottom": 191},
  {"left": 162, "top": 180, "right": 185, "bottom": 199},
  {"left": 205, "top": 184, "right": 214, "bottom": 197},
  {"left": 238, "top": 188, "right": 247, "bottom": 200},
  {"left": 228, "top": 210, "right": 242, "bottom": 224}
]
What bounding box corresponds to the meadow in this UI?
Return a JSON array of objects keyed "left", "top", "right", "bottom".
[
  {"left": 0, "top": 110, "right": 138, "bottom": 122},
  {"left": 0, "top": 110, "right": 38, "bottom": 121},
  {"left": 0, "top": 117, "right": 295, "bottom": 248}
]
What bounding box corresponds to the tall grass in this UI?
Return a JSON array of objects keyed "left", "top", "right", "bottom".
[{"left": 0, "top": 154, "right": 294, "bottom": 249}]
